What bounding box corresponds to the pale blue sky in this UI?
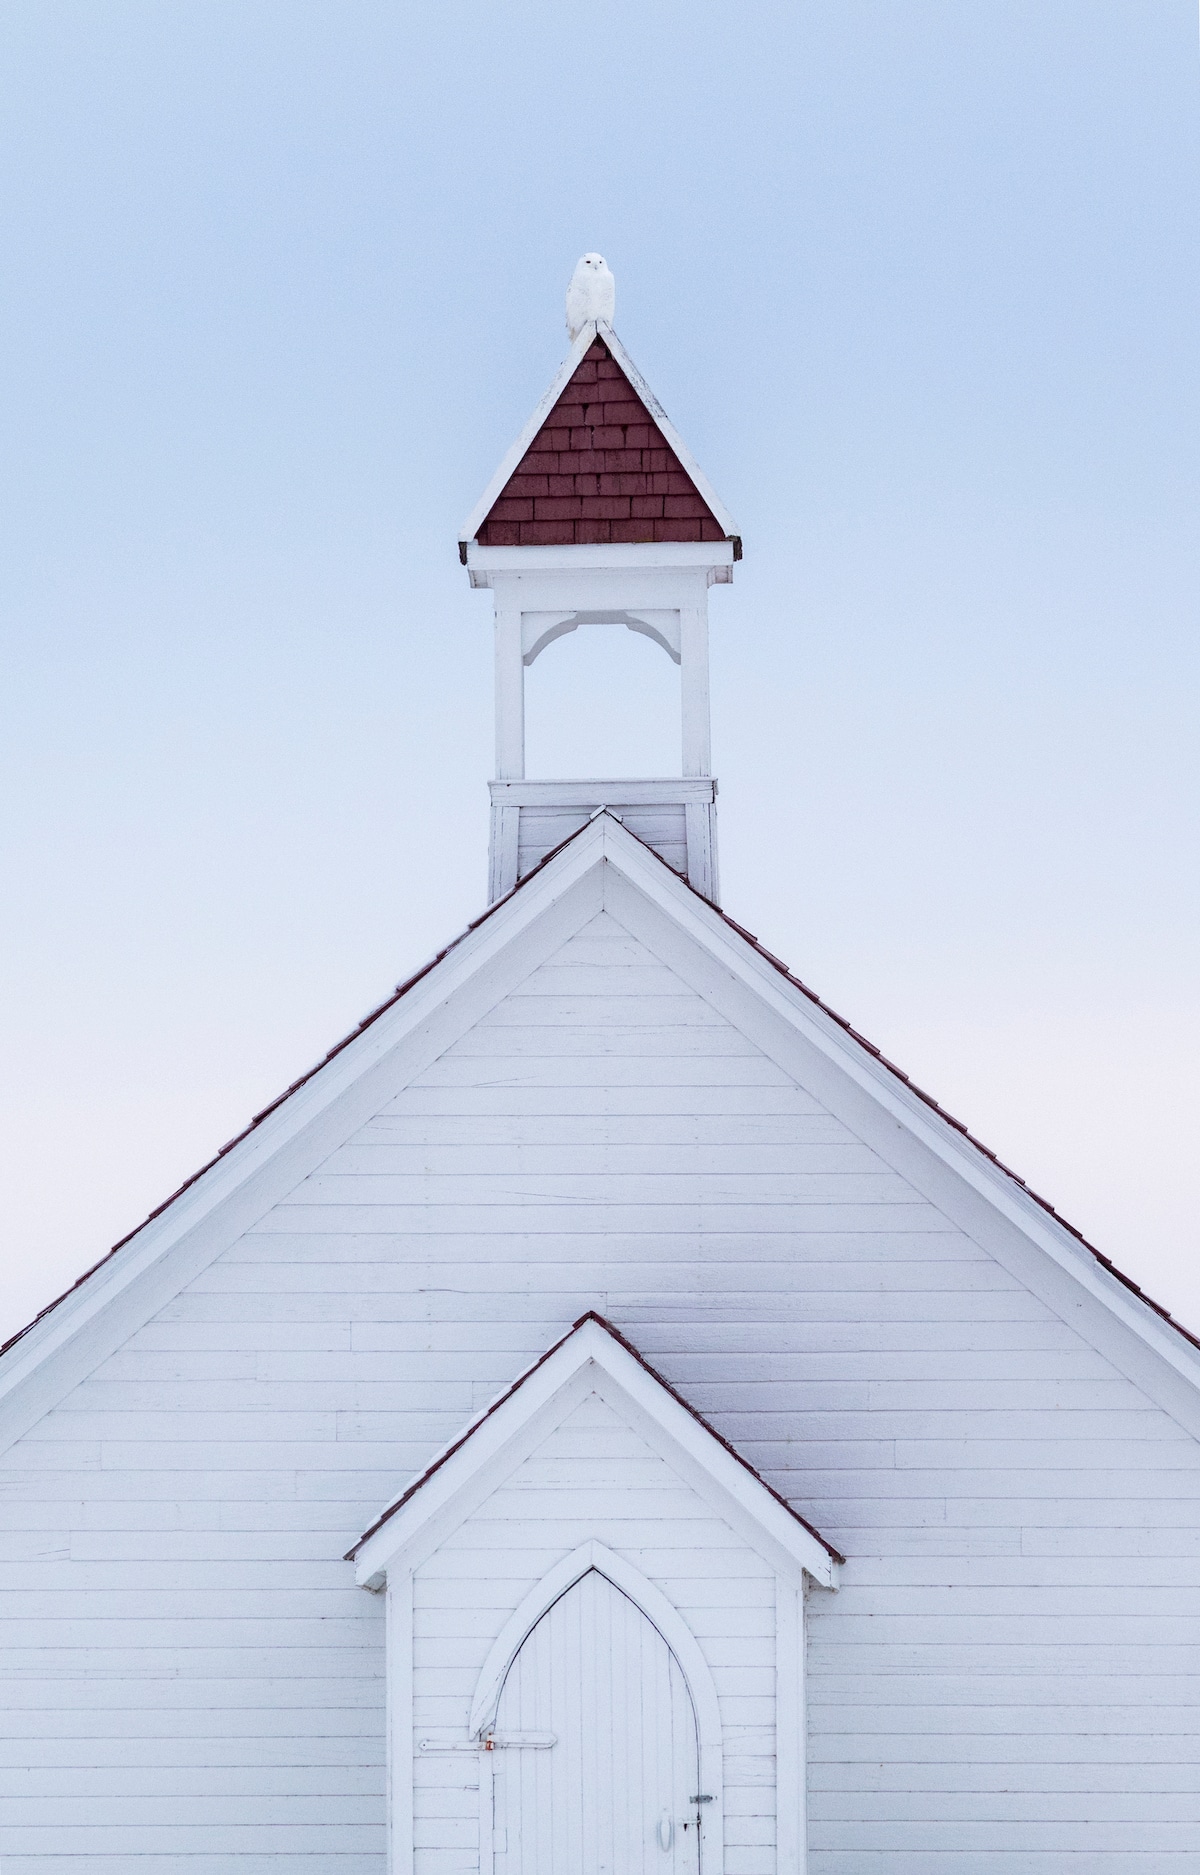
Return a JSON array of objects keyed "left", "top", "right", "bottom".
[{"left": 2, "top": 1, "right": 1197, "bottom": 1343}]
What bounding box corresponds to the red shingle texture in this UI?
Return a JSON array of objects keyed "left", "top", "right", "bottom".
[{"left": 476, "top": 338, "right": 727, "bottom": 547}]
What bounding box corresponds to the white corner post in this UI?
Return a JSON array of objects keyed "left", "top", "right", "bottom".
[
  {"left": 386, "top": 1570, "right": 415, "bottom": 1875},
  {"left": 470, "top": 542, "right": 734, "bottom": 905},
  {"left": 775, "top": 1578, "right": 807, "bottom": 1875},
  {"left": 679, "top": 591, "right": 718, "bottom": 901},
  {"left": 489, "top": 594, "right": 525, "bottom": 902}
]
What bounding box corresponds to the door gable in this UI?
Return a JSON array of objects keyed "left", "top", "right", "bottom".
[{"left": 349, "top": 1313, "right": 840, "bottom": 1590}]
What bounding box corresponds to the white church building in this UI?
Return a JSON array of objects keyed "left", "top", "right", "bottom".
[{"left": 2, "top": 283, "right": 1199, "bottom": 1872}]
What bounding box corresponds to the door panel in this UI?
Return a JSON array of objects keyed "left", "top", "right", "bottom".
[{"left": 492, "top": 1569, "right": 702, "bottom": 1875}]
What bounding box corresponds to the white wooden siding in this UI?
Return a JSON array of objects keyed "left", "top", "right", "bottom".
[
  {"left": 0, "top": 906, "right": 1198, "bottom": 1870},
  {"left": 515, "top": 803, "right": 688, "bottom": 881}
]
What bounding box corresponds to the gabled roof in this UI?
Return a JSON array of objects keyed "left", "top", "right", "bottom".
[
  {"left": 458, "top": 320, "right": 740, "bottom": 560},
  {"left": 3, "top": 811, "right": 1200, "bottom": 1456},
  {"left": 347, "top": 1311, "right": 841, "bottom": 1589}
]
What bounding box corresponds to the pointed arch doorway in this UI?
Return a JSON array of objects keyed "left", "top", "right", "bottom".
[
  {"left": 490, "top": 1568, "right": 703, "bottom": 1875},
  {"left": 352, "top": 1316, "right": 840, "bottom": 1875}
]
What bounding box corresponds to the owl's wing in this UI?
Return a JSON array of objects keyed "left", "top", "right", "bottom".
[{"left": 565, "top": 279, "right": 586, "bottom": 335}]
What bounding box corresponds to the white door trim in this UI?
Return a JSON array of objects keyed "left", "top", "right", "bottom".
[{"left": 386, "top": 1569, "right": 414, "bottom": 1875}]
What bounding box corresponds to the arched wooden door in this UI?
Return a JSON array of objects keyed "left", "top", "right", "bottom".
[{"left": 491, "top": 1569, "right": 703, "bottom": 1875}]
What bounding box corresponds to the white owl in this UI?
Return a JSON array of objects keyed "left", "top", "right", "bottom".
[{"left": 565, "top": 253, "right": 616, "bottom": 339}]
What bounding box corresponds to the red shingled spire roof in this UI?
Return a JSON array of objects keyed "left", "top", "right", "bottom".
[
  {"left": 475, "top": 335, "right": 726, "bottom": 550},
  {"left": 459, "top": 320, "right": 740, "bottom": 562}
]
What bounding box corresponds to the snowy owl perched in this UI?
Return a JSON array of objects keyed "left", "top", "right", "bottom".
[{"left": 565, "top": 253, "right": 615, "bottom": 339}]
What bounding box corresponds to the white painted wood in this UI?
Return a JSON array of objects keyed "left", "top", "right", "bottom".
[
  {"left": 494, "top": 598, "right": 525, "bottom": 782},
  {"left": 358, "top": 1326, "right": 803, "bottom": 1872},
  {"left": 405, "top": 1396, "right": 751, "bottom": 1875},
  {"left": 2, "top": 826, "right": 1200, "bottom": 1868},
  {"left": 484, "top": 582, "right": 720, "bottom": 896},
  {"left": 387, "top": 1569, "right": 414, "bottom": 1875},
  {"left": 679, "top": 603, "right": 711, "bottom": 780},
  {"left": 350, "top": 1315, "right": 838, "bottom": 1590},
  {"left": 775, "top": 1580, "right": 805, "bottom": 1875},
  {"left": 467, "top": 542, "right": 736, "bottom": 586},
  {"left": 490, "top": 780, "right": 718, "bottom": 809},
  {"left": 521, "top": 609, "right": 682, "bottom": 666},
  {"left": 684, "top": 799, "right": 718, "bottom": 901},
  {"left": 520, "top": 610, "right": 579, "bottom": 665},
  {"left": 520, "top": 817, "right": 685, "bottom": 883},
  {"left": 489, "top": 803, "right": 522, "bottom": 902},
  {"left": 469, "top": 1543, "right": 724, "bottom": 1760},
  {"left": 491, "top": 1570, "right": 700, "bottom": 1875},
  {"left": 490, "top": 784, "right": 716, "bottom": 897}
]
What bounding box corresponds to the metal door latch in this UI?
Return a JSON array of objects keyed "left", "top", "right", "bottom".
[
  {"left": 418, "top": 1733, "right": 557, "bottom": 1753},
  {"left": 482, "top": 1732, "right": 557, "bottom": 1751}
]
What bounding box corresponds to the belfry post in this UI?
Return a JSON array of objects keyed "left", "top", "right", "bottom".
[{"left": 459, "top": 289, "right": 740, "bottom": 905}]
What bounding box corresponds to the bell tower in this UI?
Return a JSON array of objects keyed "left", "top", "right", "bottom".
[{"left": 460, "top": 289, "right": 740, "bottom": 906}]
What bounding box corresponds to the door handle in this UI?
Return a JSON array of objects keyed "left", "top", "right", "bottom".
[{"left": 657, "top": 1813, "right": 674, "bottom": 1852}]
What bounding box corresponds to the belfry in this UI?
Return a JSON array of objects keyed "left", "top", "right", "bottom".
[{"left": 459, "top": 310, "right": 740, "bottom": 904}]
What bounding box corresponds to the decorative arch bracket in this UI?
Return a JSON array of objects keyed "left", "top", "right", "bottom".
[{"left": 520, "top": 608, "right": 682, "bottom": 666}]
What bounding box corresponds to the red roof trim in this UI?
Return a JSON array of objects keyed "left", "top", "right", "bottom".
[{"left": 345, "top": 1309, "right": 844, "bottom": 1564}]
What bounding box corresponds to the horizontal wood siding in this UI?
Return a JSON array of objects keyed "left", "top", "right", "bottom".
[
  {"left": 0, "top": 907, "right": 1197, "bottom": 1869},
  {"left": 517, "top": 805, "right": 688, "bottom": 881}
]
